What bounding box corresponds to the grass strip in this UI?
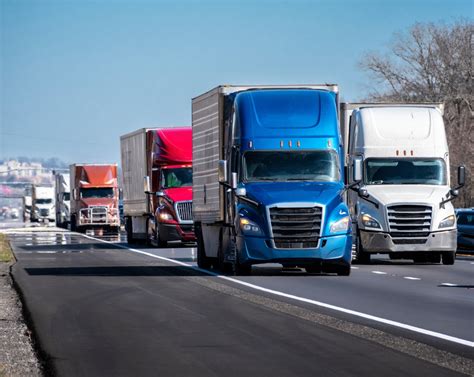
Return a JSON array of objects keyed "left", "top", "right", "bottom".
[{"left": 0, "top": 234, "right": 14, "bottom": 263}]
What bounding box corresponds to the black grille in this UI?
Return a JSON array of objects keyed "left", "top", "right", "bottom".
[
  {"left": 176, "top": 201, "right": 193, "bottom": 221},
  {"left": 40, "top": 208, "right": 49, "bottom": 216},
  {"left": 388, "top": 205, "right": 432, "bottom": 244},
  {"left": 270, "top": 206, "right": 322, "bottom": 249}
]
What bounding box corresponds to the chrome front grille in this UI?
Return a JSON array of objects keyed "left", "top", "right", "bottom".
[
  {"left": 387, "top": 205, "right": 432, "bottom": 244},
  {"left": 176, "top": 201, "right": 193, "bottom": 222},
  {"left": 270, "top": 206, "right": 322, "bottom": 249}
]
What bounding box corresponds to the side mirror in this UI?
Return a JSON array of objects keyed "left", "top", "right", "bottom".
[
  {"left": 358, "top": 188, "right": 369, "bottom": 198},
  {"left": 144, "top": 176, "right": 151, "bottom": 194},
  {"left": 235, "top": 187, "right": 246, "bottom": 197},
  {"left": 231, "top": 172, "right": 238, "bottom": 190},
  {"left": 450, "top": 189, "right": 459, "bottom": 197},
  {"left": 218, "top": 160, "right": 228, "bottom": 183},
  {"left": 457, "top": 165, "right": 465, "bottom": 188},
  {"left": 155, "top": 191, "right": 165, "bottom": 197},
  {"left": 353, "top": 157, "right": 363, "bottom": 182},
  {"left": 73, "top": 188, "right": 78, "bottom": 200}
]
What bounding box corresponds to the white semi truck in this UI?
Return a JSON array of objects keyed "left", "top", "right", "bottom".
[
  {"left": 341, "top": 103, "right": 465, "bottom": 265},
  {"left": 31, "top": 185, "right": 55, "bottom": 223},
  {"left": 54, "top": 173, "right": 70, "bottom": 228}
]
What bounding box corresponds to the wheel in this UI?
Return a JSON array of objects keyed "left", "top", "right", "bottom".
[
  {"left": 354, "top": 236, "right": 370, "bottom": 264},
  {"left": 196, "top": 223, "right": 212, "bottom": 269},
  {"left": 126, "top": 217, "right": 134, "bottom": 244},
  {"left": 70, "top": 215, "right": 77, "bottom": 232},
  {"left": 305, "top": 263, "right": 322, "bottom": 274},
  {"left": 218, "top": 229, "right": 233, "bottom": 274},
  {"left": 336, "top": 263, "right": 351, "bottom": 276},
  {"left": 441, "top": 250, "right": 455, "bottom": 265},
  {"left": 155, "top": 224, "right": 167, "bottom": 248},
  {"left": 229, "top": 237, "right": 251, "bottom": 275}
]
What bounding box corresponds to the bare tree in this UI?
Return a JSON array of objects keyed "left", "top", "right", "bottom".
[{"left": 359, "top": 20, "right": 473, "bottom": 207}]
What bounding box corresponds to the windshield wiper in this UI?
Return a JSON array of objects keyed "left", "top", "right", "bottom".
[{"left": 286, "top": 178, "right": 308, "bottom": 181}]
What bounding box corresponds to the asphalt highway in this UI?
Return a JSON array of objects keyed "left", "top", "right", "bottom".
[{"left": 5, "top": 228, "right": 474, "bottom": 376}]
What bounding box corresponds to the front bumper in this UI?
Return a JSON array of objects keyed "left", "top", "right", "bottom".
[
  {"left": 360, "top": 229, "right": 457, "bottom": 253},
  {"left": 159, "top": 223, "right": 196, "bottom": 242},
  {"left": 237, "top": 234, "right": 352, "bottom": 265}
]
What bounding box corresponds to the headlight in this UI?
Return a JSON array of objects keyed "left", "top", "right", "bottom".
[
  {"left": 361, "top": 214, "right": 381, "bottom": 229},
  {"left": 439, "top": 215, "right": 455, "bottom": 229},
  {"left": 239, "top": 218, "right": 261, "bottom": 234},
  {"left": 330, "top": 216, "right": 350, "bottom": 233},
  {"left": 159, "top": 211, "right": 174, "bottom": 221}
]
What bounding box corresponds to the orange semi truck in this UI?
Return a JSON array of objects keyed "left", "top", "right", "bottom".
[
  {"left": 69, "top": 164, "right": 120, "bottom": 234},
  {"left": 120, "top": 127, "right": 195, "bottom": 246}
]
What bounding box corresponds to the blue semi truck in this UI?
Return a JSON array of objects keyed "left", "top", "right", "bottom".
[{"left": 192, "top": 85, "right": 352, "bottom": 275}]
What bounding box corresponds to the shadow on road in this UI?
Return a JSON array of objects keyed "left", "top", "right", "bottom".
[{"left": 24, "top": 265, "right": 209, "bottom": 277}]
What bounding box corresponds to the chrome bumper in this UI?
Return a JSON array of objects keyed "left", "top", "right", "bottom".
[
  {"left": 79, "top": 207, "right": 119, "bottom": 226},
  {"left": 360, "top": 229, "right": 456, "bottom": 253}
]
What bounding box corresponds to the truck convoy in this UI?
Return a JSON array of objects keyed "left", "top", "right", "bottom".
[
  {"left": 31, "top": 185, "right": 55, "bottom": 223},
  {"left": 120, "top": 127, "right": 195, "bottom": 246},
  {"left": 69, "top": 164, "right": 120, "bottom": 234},
  {"left": 192, "top": 85, "right": 352, "bottom": 275},
  {"left": 341, "top": 103, "right": 465, "bottom": 265},
  {"left": 54, "top": 172, "right": 70, "bottom": 229}
]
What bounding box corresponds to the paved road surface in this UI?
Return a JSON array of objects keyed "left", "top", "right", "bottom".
[{"left": 6, "top": 228, "right": 474, "bottom": 376}]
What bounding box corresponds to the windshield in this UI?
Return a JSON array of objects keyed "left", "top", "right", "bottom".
[
  {"left": 457, "top": 212, "right": 474, "bottom": 226},
  {"left": 243, "top": 151, "right": 339, "bottom": 182},
  {"left": 365, "top": 159, "right": 446, "bottom": 185},
  {"left": 63, "top": 193, "right": 70, "bottom": 201},
  {"left": 162, "top": 168, "right": 193, "bottom": 188},
  {"left": 36, "top": 199, "right": 52, "bottom": 204},
  {"left": 80, "top": 188, "right": 114, "bottom": 199}
]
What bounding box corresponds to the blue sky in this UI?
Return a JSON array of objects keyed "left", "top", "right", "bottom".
[{"left": 1, "top": 0, "right": 472, "bottom": 164}]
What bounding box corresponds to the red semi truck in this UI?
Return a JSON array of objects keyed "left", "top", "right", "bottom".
[
  {"left": 69, "top": 164, "right": 120, "bottom": 234},
  {"left": 120, "top": 127, "right": 195, "bottom": 246}
]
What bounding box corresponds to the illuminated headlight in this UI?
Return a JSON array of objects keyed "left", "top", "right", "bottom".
[
  {"left": 159, "top": 211, "right": 174, "bottom": 221},
  {"left": 330, "top": 216, "right": 350, "bottom": 233},
  {"left": 439, "top": 215, "right": 455, "bottom": 229},
  {"left": 239, "top": 218, "right": 261, "bottom": 234},
  {"left": 361, "top": 214, "right": 381, "bottom": 229}
]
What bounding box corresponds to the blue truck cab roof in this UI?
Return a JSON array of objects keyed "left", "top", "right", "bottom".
[{"left": 232, "top": 89, "right": 340, "bottom": 152}]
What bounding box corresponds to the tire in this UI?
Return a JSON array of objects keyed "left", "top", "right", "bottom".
[
  {"left": 155, "top": 224, "right": 167, "bottom": 248},
  {"left": 336, "top": 263, "right": 351, "bottom": 276},
  {"left": 126, "top": 217, "right": 134, "bottom": 244},
  {"left": 441, "top": 250, "right": 455, "bottom": 265},
  {"left": 354, "top": 236, "right": 370, "bottom": 264},
  {"left": 196, "top": 222, "right": 212, "bottom": 269},
  {"left": 229, "top": 237, "right": 251, "bottom": 275},
  {"left": 70, "top": 215, "right": 77, "bottom": 232},
  {"left": 218, "top": 229, "right": 233, "bottom": 274},
  {"left": 305, "top": 263, "right": 322, "bottom": 274}
]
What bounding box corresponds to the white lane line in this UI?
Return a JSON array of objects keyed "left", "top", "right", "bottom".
[
  {"left": 371, "top": 271, "right": 387, "bottom": 275},
  {"left": 440, "top": 283, "right": 458, "bottom": 287},
  {"left": 404, "top": 277, "right": 421, "bottom": 281},
  {"left": 350, "top": 266, "right": 359, "bottom": 270},
  {"left": 82, "top": 234, "right": 474, "bottom": 348}
]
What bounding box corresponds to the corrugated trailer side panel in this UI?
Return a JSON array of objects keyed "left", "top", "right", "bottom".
[
  {"left": 69, "top": 164, "right": 77, "bottom": 215},
  {"left": 192, "top": 88, "right": 224, "bottom": 223},
  {"left": 120, "top": 129, "right": 148, "bottom": 216}
]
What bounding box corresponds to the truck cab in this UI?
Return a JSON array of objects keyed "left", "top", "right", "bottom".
[
  {"left": 31, "top": 186, "right": 55, "bottom": 223},
  {"left": 121, "top": 127, "right": 195, "bottom": 246},
  {"left": 341, "top": 104, "right": 464, "bottom": 264},
  {"left": 70, "top": 164, "right": 120, "bottom": 234},
  {"left": 193, "top": 85, "right": 352, "bottom": 275}
]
